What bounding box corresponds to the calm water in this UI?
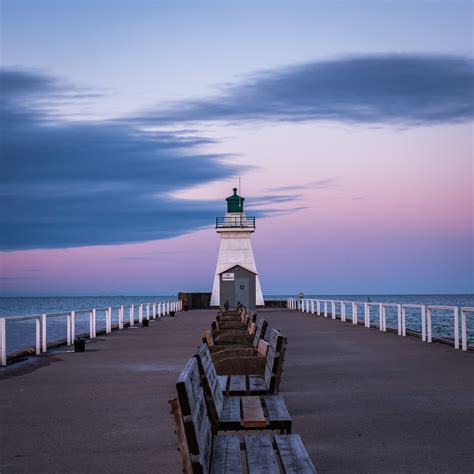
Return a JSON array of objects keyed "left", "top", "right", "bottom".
[
  {"left": 0, "top": 296, "right": 175, "bottom": 355},
  {"left": 1, "top": 294, "right": 473, "bottom": 355}
]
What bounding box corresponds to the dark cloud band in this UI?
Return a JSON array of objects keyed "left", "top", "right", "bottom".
[{"left": 141, "top": 54, "right": 474, "bottom": 125}]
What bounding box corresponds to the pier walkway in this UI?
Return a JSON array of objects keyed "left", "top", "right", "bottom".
[{"left": 1, "top": 308, "right": 473, "bottom": 473}]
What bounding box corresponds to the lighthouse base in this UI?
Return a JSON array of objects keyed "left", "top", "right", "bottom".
[{"left": 210, "top": 231, "right": 264, "bottom": 308}]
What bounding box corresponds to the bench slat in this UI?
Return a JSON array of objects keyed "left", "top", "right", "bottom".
[
  {"left": 218, "top": 375, "right": 228, "bottom": 392},
  {"left": 257, "top": 339, "right": 269, "bottom": 357},
  {"left": 211, "top": 435, "right": 243, "bottom": 474},
  {"left": 265, "top": 396, "right": 292, "bottom": 423},
  {"left": 220, "top": 397, "right": 241, "bottom": 424},
  {"left": 245, "top": 435, "right": 279, "bottom": 474},
  {"left": 242, "top": 396, "right": 266, "bottom": 428},
  {"left": 274, "top": 434, "right": 317, "bottom": 473},
  {"left": 229, "top": 375, "right": 247, "bottom": 394},
  {"left": 248, "top": 375, "right": 268, "bottom": 393}
]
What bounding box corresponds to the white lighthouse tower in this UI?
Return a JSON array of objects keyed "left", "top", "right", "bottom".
[{"left": 210, "top": 188, "right": 264, "bottom": 309}]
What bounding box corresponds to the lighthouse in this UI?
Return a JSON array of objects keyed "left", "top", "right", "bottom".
[{"left": 210, "top": 188, "right": 264, "bottom": 310}]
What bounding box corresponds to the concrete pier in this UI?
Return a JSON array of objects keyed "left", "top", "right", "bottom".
[{"left": 1, "top": 308, "right": 473, "bottom": 473}]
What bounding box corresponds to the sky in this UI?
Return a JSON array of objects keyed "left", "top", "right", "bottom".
[{"left": 0, "top": 0, "right": 473, "bottom": 296}]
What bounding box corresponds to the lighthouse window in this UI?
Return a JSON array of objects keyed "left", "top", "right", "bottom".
[{"left": 240, "top": 285, "right": 245, "bottom": 290}]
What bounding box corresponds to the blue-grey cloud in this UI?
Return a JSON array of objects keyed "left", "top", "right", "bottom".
[
  {"left": 0, "top": 69, "right": 291, "bottom": 251},
  {"left": 140, "top": 54, "right": 473, "bottom": 125},
  {"left": 268, "top": 179, "right": 337, "bottom": 193}
]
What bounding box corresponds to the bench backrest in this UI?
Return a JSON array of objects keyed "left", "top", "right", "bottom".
[
  {"left": 203, "top": 329, "right": 214, "bottom": 347},
  {"left": 252, "top": 317, "right": 268, "bottom": 348},
  {"left": 176, "top": 358, "right": 213, "bottom": 473},
  {"left": 264, "top": 329, "right": 287, "bottom": 394},
  {"left": 195, "top": 343, "right": 224, "bottom": 424}
]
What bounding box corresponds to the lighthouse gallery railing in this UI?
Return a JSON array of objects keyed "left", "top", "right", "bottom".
[{"left": 215, "top": 216, "right": 256, "bottom": 229}]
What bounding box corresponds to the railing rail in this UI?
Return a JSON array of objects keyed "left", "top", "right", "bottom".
[
  {"left": 0, "top": 299, "right": 183, "bottom": 366},
  {"left": 215, "top": 216, "right": 255, "bottom": 229},
  {"left": 287, "top": 297, "right": 473, "bottom": 352}
]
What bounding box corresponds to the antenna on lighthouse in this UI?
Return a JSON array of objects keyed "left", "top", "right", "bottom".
[{"left": 238, "top": 176, "right": 242, "bottom": 210}]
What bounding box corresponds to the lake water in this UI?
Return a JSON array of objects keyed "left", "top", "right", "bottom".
[{"left": 1, "top": 294, "right": 473, "bottom": 355}]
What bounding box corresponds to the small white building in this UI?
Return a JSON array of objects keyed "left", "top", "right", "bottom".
[{"left": 210, "top": 188, "right": 264, "bottom": 309}]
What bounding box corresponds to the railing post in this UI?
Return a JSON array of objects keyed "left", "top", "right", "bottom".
[
  {"left": 461, "top": 309, "right": 467, "bottom": 351},
  {"left": 332, "top": 301, "right": 336, "bottom": 320},
  {"left": 67, "top": 313, "right": 72, "bottom": 345},
  {"left": 382, "top": 305, "right": 387, "bottom": 331},
  {"left": 421, "top": 305, "right": 426, "bottom": 342},
  {"left": 364, "top": 303, "right": 369, "bottom": 328},
  {"left": 311, "top": 300, "right": 315, "bottom": 314},
  {"left": 341, "top": 301, "right": 345, "bottom": 322},
  {"left": 397, "top": 304, "right": 402, "bottom": 336},
  {"left": 0, "top": 318, "right": 6, "bottom": 367},
  {"left": 378, "top": 303, "right": 383, "bottom": 331},
  {"left": 352, "top": 302, "right": 357, "bottom": 324},
  {"left": 107, "top": 307, "right": 112, "bottom": 334},
  {"left": 146, "top": 304, "right": 150, "bottom": 321},
  {"left": 167, "top": 301, "right": 170, "bottom": 315},
  {"left": 152, "top": 303, "right": 156, "bottom": 319},
  {"left": 71, "top": 311, "right": 75, "bottom": 342},
  {"left": 129, "top": 305, "right": 134, "bottom": 326},
  {"left": 139, "top": 304, "right": 143, "bottom": 324},
  {"left": 158, "top": 302, "right": 161, "bottom": 317},
  {"left": 89, "top": 310, "right": 94, "bottom": 338},
  {"left": 427, "top": 307, "right": 432, "bottom": 342},
  {"left": 454, "top": 307, "right": 459, "bottom": 349},
  {"left": 324, "top": 301, "right": 328, "bottom": 317},
  {"left": 401, "top": 306, "right": 406, "bottom": 336},
  {"left": 92, "top": 308, "right": 97, "bottom": 338},
  {"left": 35, "top": 317, "right": 41, "bottom": 355},
  {"left": 119, "top": 306, "right": 124, "bottom": 329},
  {"left": 41, "top": 313, "right": 47, "bottom": 352}
]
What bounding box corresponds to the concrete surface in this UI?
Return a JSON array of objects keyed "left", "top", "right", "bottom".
[{"left": 1, "top": 308, "right": 473, "bottom": 473}]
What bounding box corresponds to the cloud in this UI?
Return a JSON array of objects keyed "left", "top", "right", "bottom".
[
  {"left": 140, "top": 54, "right": 474, "bottom": 126},
  {"left": 268, "top": 179, "right": 337, "bottom": 192},
  {"left": 0, "top": 69, "right": 292, "bottom": 251}
]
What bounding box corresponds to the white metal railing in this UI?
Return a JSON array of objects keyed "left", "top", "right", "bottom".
[
  {"left": 287, "top": 297, "right": 473, "bottom": 352},
  {"left": 0, "top": 299, "right": 183, "bottom": 366}
]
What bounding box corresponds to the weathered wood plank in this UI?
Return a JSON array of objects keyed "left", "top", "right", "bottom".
[
  {"left": 169, "top": 397, "right": 193, "bottom": 474},
  {"left": 204, "top": 330, "right": 214, "bottom": 347},
  {"left": 229, "top": 375, "right": 247, "bottom": 394},
  {"left": 245, "top": 435, "right": 279, "bottom": 474},
  {"left": 257, "top": 339, "right": 269, "bottom": 358},
  {"left": 274, "top": 434, "right": 317, "bottom": 473},
  {"left": 264, "top": 396, "right": 292, "bottom": 423},
  {"left": 242, "top": 396, "right": 266, "bottom": 428},
  {"left": 220, "top": 396, "right": 241, "bottom": 424},
  {"left": 176, "top": 358, "right": 213, "bottom": 473},
  {"left": 211, "top": 435, "right": 243, "bottom": 474},
  {"left": 248, "top": 375, "right": 268, "bottom": 393},
  {"left": 218, "top": 375, "right": 228, "bottom": 392},
  {"left": 253, "top": 319, "right": 268, "bottom": 347}
]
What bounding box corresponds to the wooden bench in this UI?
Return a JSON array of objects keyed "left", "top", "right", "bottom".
[
  {"left": 197, "top": 352, "right": 292, "bottom": 432},
  {"left": 195, "top": 343, "right": 292, "bottom": 433},
  {"left": 210, "top": 313, "right": 255, "bottom": 336},
  {"left": 209, "top": 316, "right": 268, "bottom": 348},
  {"left": 201, "top": 329, "right": 287, "bottom": 395},
  {"left": 171, "top": 357, "right": 316, "bottom": 473}
]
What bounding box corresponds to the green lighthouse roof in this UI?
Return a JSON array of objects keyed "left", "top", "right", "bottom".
[{"left": 226, "top": 188, "right": 245, "bottom": 213}]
